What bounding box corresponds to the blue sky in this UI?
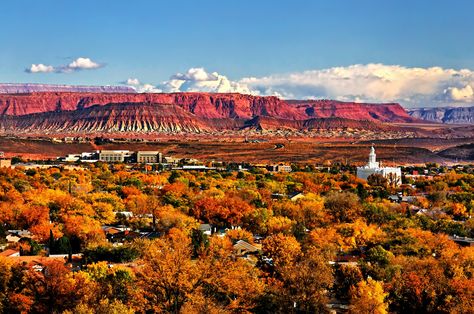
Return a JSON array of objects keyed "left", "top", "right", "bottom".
[{"left": 1, "top": 0, "right": 474, "bottom": 106}]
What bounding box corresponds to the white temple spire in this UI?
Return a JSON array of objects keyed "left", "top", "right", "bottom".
[
  {"left": 357, "top": 145, "right": 401, "bottom": 186},
  {"left": 367, "top": 145, "right": 379, "bottom": 168}
]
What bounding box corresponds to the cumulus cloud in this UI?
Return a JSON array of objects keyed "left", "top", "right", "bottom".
[
  {"left": 241, "top": 64, "right": 474, "bottom": 107},
  {"left": 26, "top": 64, "right": 55, "bottom": 73},
  {"left": 64, "top": 57, "right": 101, "bottom": 71},
  {"left": 444, "top": 85, "right": 473, "bottom": 101},
  {"left": 123, "top": 64, "right": 474, "bottom": 107},
  {"left": 25, "top": 57, "right": 103, "bottom": 74},
  {"left": 125, "top": 78, "right": 141, "bottom": 86},
  {"left": 123, "top": 78, "right": 162, "bottom": 93},
  {"left": 138, "top": 84, "right": 162, "bottom": 93},
  {"left": 172, "top": 67, "right": 216, "bottom": 81},
  {"left": 124, "top": 67, "right": 255, "bottom": 95},
  {"left": 162, "top": 67, "right": 255, "bottom": 94}
]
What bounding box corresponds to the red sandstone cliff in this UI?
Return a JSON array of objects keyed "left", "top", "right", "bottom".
[
  {"left": 0, "top": 103, "right": 211, "bottom": 134},
  {"left": 0, "top": 92, "right": 420, "bottom": 136},
  {"left": 287, "top": 99, "right": 414, "bottom": 123},
  {"left": 0, "top": 92, "right": 414, "bottom": 122},
  {"left": 0, "top": 92, "right": 305, "bottom": 120},
  {"left": 0, "top": 103, "right": 404, "bottom": 136}
]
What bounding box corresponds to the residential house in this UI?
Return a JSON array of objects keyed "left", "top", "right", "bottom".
[
  {"left": 289, "top": 192, "right": 305, "bottom": 202},
  {"left": 233, "top": 240, "right": 259, "bottom": 256},
  {"left": 199, "top": 224, "right": 212, "bottom": 236}
]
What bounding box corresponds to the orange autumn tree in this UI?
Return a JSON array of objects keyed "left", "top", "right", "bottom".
[
  {"left": 324, "top": 191, "right": 362, "bottom": 223},
  {"left": 62, "top": 215, "right": 105, "bottom": 248},
  {"left": 137, "top": 229, "right": 211, "bottom": 313},
  {"left": 22, "top": 260, "right": 93, "bottom": 313},
  {"left": 225, "top": 228, "right": 255, "bottom": 244},
  {"left": 197, "top": 236, "right": 264, "bottom": 311},
  {"left": 192, "top": 194, "right": 254, "bottom": 228},
  {"left": 266, "top": 216, "right": 296, "bottom": 235},
  {"left": 262, "top": 234, "right": 301, "bottom": 268},
  {"left": 137, "top": 229, "right": 264, "bottom": 312},
  {"left": 277, "top": 249, "right": 334, "bottom": 313},
  {"left": 350, "top": 278, "right": 388, "bottom": 314}
]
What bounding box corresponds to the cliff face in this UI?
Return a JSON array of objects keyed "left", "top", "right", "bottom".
[
  {"left": 0, "top": 102, "right": 398, "bottom": 135},
  {"left": 0, "top": 91, "right": 421, "bottom": 135},
  {"left": 0, "top": 103, "right": 211, "bottom": 134},
  {"left": 288, "top": 100, "right": 414, "bottom": 122},
  {"left": 0, "top": 92, "right": 303, "bottom": 119},
  {"left": 0, "top": 92, "right": 412, "bottom": 122},
  {"left": 408, "top": 107, "right": 474, "bottom": 124}
]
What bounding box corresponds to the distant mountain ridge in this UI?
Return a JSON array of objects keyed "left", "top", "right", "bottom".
[
  {"left": 408, "top": 106, "right": 474, "bottom": 124},
  {"left": 0, "top": 102, "right": 401, "bottom": 135},
  {"left": 0, "top": 91, "right": 414, "bottom": 121},
  {"left": 0, "top": 83, "right": 135, "bottom": 94},
  {"left": 0, "top": 88, "right": 420, "bottom": 136}
]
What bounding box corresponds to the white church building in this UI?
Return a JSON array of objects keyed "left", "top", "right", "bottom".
[{"left": 357, "top": 146, "right": 402, "bottom": 186}]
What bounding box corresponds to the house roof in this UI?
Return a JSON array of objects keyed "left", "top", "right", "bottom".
[
  {"left": 199, "top": 224, "right": 212, "bottom": 231},
  {"left": 0, "top": 249, "right": 19, "bottom": 257},
  {"left": 289, "top": 192, "right": 305, "bottom": 201},
  {"left": 102, "top": 226, "right": 122, "bottom": 234},
  {"left": 6, "top": 255, "right": 82, "bottom": 265},
  {"left": 233, "top": 240, "right": 259, "bottom": 253}
]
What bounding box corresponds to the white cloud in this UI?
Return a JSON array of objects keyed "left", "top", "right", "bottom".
[
  {"left": 138, "top": 84, "right": 162, "bottom": 93},
  {"left": 160, "top": 67, "right": 256, "bottom": 94},
  {"left": 444, "top": 85, "right": 473, "bottom": 101},
  {"left": 125, "top": 78, "right": 141, "bottom": 86},
  {"left": 123, "top": 64, "right": 474, "bottom": 107},
  {"left": 172, "top": 67, "right": 215, "bottom": 81},
  {"left": 26, "top": 63, "right": 55, "bottom": 73},
  {"left": 123, "top": 78, "right": 162, "bottom": 93},
  {"left": 125, "top": 67, "right": 255, "bottom": 95},
  {"left": 240, "top": 64, "right": 474, "bottom": 107},
  {"left": 65, "top": 57, "right": 101, "bottom": 71},
  {"left": 25, "top": 57, "right": 103, "bottom": 74}
]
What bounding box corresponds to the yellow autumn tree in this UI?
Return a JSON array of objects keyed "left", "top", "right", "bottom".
[
  {"left": 350, "top": 278, "right": 388, "bottom": 314},
  {"left": 266, "top": 216, "right": 295, "bottom": 235}
]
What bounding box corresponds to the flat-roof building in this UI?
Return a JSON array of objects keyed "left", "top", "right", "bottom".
[
  {"left": 136, "top": 151, "right": 162, "bottom": 164},
  {"left": 98, "top": 150, "right": 132, "bottom": 163},
  {"left": 267, "top": 164, "right": 292, "bottom": 172}
]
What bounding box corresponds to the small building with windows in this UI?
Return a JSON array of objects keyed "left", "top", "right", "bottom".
[
  {"left": 0, "top": 152, "right": 11, "bottom": 168},
  {"left": 356, "top": 146, "right": 402, "bottom": 186},
  {"left": 99, "top": 150, "right": 132, "bottom": 162},
  {"left": 136, "top": 151, "right": 163, "bottom": 164},
  {"left": 266, "top": 164, "right": 292, "bottom": 173}
]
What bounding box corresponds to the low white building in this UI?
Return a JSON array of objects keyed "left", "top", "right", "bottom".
[
  {"left": 357, "top": 146, "right": 401, "bottom": 186},
  {"left": 99, "top": 150, "right": 132, "bottom": 162}
]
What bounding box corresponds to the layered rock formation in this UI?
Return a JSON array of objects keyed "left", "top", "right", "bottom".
[
  {"left": 408, "top": 106, "right": 474, "bottom": 124},
  {"left": 0, "top": 92, "right": 412, "bottom": 122},
  {"left": 287, "top": 100, "right": 414, "bottom": 123},
  {"left": 0, "top": 91, "right": 421, "bottom": 135},
  {"left": 0, "top": 103, "right": 209, "bottom": 134},
  {"left": 0, "top": 102, "right": 398, "bottom": 135}
]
